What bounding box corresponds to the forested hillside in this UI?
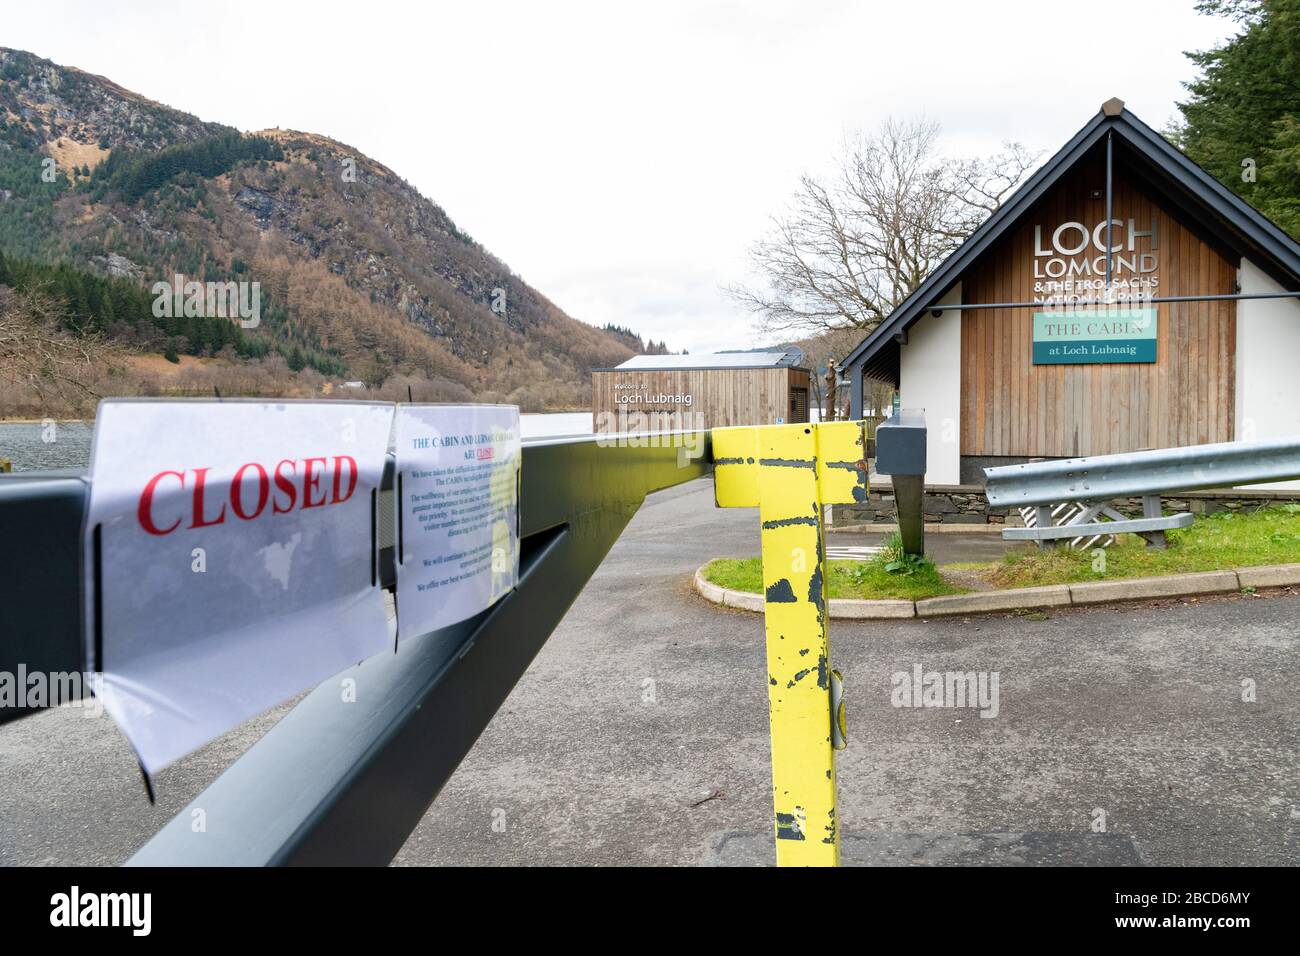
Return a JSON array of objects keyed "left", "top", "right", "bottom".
[{"left": 0, "top": 47, "right": 667, "bottom": 415}]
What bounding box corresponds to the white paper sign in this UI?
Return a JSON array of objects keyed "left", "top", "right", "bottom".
[
  {"left": 84, "top": 399, "right": 395, "bottom": 772},
  {"left": 394, "top": 405, "right": 520, "bottom": 639}
]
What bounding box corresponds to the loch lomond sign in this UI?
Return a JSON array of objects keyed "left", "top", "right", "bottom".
[
  {"left": 1032, "top": 308, "right": 1157, "bottom": 364},
  {"left": 1032, "top": 218, "right": 1160, "bottom": 308}
]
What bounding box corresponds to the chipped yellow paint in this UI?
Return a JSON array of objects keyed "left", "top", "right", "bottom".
[{"left": 713, "top": 420, "right": 868, "bottom": 866}]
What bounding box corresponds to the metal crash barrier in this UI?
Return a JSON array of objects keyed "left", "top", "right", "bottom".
[
  {"left": 0, "top": 429, "right": 711, "bottom": 865},
  {"left": 985, "top": 437, "right": 1300, "bottom": 549}
]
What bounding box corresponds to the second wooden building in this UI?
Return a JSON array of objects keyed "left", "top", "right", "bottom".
[{"left": 592, "top": 350, "right": 811, "bottom": 433}]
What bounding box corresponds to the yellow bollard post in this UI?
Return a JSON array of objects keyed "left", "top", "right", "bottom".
[{"left": 713, "top": 420, "right": 868, "bottom": 867}]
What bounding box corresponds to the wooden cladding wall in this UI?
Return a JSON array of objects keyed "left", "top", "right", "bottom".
[
  {"left": 960, "top": 156, "right": 1236, "bottom": 457},
  {"left": 591, "top": 368, "right": 807, "bottom": 432}
]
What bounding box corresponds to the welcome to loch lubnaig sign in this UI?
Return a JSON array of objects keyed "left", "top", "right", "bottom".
[{"left": 1032, "top": 308, "right": 1158, "bottom": 364}]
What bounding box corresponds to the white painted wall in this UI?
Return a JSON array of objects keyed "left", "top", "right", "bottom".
[
  {"left": 899, "top": 283, "right": 962, "bottom": 485},
  {"left": 1236, "top": 260, "right": 1300, "bottom": 490}
]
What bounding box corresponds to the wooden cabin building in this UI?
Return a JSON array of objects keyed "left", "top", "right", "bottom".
[
  {"left": 592, "top": 350, "right": 811, "bottom": 433},
  {"left": 842, "top": 99, "right": 1300, "bottom": 489}
]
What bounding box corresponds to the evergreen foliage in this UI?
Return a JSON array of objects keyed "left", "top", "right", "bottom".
[{"left": 1177, "top": 0, "right": 1300, "bottom": 237}]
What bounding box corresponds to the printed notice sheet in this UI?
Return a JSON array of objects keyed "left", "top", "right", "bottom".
[{"left": 394, "top": 404, "right": 520, "bottom": 639}]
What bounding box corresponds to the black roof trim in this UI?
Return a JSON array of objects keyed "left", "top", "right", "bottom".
[{"left": 842, "top": 104, "right": 1300, "bottom": 382}]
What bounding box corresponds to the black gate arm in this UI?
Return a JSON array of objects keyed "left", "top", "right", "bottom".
[{"left": 0, "top": 431, "right": 711, "bottom": 864}]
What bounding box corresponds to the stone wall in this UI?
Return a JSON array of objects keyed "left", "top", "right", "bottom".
[{"left": 835, "top": 485, "right": 1018, "bottom": 527}]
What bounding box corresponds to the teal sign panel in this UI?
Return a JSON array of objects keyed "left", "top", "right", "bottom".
[{"left": 1032, "top": 308, "right": 1157, "bottom": 364}]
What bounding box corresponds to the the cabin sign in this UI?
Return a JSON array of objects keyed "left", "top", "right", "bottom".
[{"left": 1032, "top": 308, "right": 1157, "bottom": 364}]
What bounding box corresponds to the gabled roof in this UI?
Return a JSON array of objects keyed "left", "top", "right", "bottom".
[{"left": 842, "top": 100, "right": 1300, "bottom": 384}]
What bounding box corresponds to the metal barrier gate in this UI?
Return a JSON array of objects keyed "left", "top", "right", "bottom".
[{"left": 0, "top": 430, "right": 710, "bottom": 865}]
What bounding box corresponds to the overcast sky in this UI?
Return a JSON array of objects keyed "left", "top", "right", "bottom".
[{"left": 6, "top": 1, "right": 1236, "bottom": 352}]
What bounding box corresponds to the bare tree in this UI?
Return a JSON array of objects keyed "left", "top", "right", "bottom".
[
  {"left": 0, "top": 285, "right": 115, "bottom": 416},
  {"left": 731, "top": 118, "right": 1038, "bottom": 337}
]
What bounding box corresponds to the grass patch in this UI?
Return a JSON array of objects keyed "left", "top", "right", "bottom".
[
  {"left": 701, "top": 506, "right": 1300, "bottom": 603},
  {"left": 828, "top": 557, "right": 967, "bottom": 600},
  {"left": 702, "top": 549, "right": 967, "bottom": 603},
  {"left": 989, "top": 505, "right": 1300, "bottom": 588}
]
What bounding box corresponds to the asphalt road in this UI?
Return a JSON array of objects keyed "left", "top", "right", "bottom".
[{"left": 1, "top": 477, "right": 1296, "bottom": 865}]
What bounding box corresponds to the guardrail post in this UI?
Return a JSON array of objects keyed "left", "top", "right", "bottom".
[
  {"left": 714, "top": 420, "right": 867, "bottom": 866},
  {"left": 1141, "top": 495, "right": 1167, "bottom": 549},
  {"left": 1034, "top": 505, "right": 1058, "bottom": 550}
]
